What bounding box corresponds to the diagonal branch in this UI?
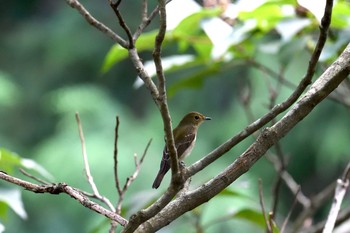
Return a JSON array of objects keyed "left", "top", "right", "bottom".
[
  {"left": 152, "top": 0, "right": 179, "bottom": 186},
  {"left": 186, "top": 0, "right": 334, "bottom": 178},
  {"left": 65, "top": 0, "right": 128, "bottom": 48},
  {"left": 109, "top": 0, "right": 134, "bottom": 48},
  {"left": 134, "top": 41, "right": 350, "bottom": 232},
  {"left": 0, "top": 171, "right": 128, "bottom": 226}
]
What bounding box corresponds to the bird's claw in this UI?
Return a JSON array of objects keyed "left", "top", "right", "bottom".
[{"left": 179, "top": 161, "right": 186, "bottom": 169}]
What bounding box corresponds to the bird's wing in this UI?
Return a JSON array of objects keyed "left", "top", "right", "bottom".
[{"left": 175, "top": 132, "right": 196, "bottom": 160}]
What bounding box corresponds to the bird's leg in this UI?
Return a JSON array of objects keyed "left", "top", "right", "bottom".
[{"left": 179, "top": 161, "right": 186, "bottom": 169}]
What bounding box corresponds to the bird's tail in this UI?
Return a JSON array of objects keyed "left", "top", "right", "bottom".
[
  {"left": 152, "top": 171, "right": 165, "bottom": 189},
  {"left": 152, "top": 157, "right": 170, "bottom": 189}
]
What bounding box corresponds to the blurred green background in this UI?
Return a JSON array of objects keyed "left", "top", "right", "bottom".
[{"left": 1, "top": 0, "right": 350, "bottom": 232}]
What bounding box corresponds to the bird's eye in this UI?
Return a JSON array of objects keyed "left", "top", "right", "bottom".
[{"left": 194, "top": 115, "right": 200, "bottom": 120}]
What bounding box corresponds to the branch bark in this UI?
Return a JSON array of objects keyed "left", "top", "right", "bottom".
[
  {"left": 133, "top": 42, "right": 350, "bottom": 232},
  {"left": 0, "top": 171, "right": 128, "bottom": 226}
]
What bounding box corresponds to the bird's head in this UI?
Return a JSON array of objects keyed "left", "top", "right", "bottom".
[{"left": 179, "top": 112, "right": 211, "bottom": 127}]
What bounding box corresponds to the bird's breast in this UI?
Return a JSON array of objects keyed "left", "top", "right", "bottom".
[{"left": 179, "top": 135, "right": 196, "bottom": 160}]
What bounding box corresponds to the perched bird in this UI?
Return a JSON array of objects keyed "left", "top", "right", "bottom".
[{"left": 152, "top": 112, "right": 211, "bottom": 189}]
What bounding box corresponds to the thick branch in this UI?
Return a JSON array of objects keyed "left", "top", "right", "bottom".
[{"left": 135, "top": 42, "right": 350, "bottom": 232}]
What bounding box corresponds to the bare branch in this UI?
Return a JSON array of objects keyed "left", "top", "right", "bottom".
[
  {"left": 109, "top": 0, "right": 134, "bottom": 48},
  {"left": 19, "top": 168, "right": 51, "bottom": 185},
  {"left": 186, "top": 0, "right": 334, "bottom": 178},
  {"left": 301, "top": 205, "right": 350, "bottom": 233},
  {"left": 65, "top": 0, "right": 128, "bottom": 48},
  {"left": 133, "top": 0, "right": 172, "bottom": 41},
  {"left": 75, "top": 113, "right": 115, "bottom": 212},
  {"left": 258, "top": 179, "right": 273, "bottom": 233},
  {"left": 116, "top": 139, "right": 152, "bottom": 214},
  {"left": 129, "top": 48, "right": 159, "bottom": 99},
  {"left": 113, "top": 116, "right": 122, "bottom": 195},
  {"left": 151, "top": 0, "right": 180, "bottom": 190},
  {"left": 322, "top": 162, "right": 350, "bottom": 233},
  {"left": 135, "top": 41, "right": 350, "bottom": 233},
  {"left": 281, "top": 187, "right": 300, "bottom": 233},
  {"left": 76, "top": 113, "right": 100, "bottom": 195},
  {"left": 0, "top": 171, "right": 128, "bottom": 226}
]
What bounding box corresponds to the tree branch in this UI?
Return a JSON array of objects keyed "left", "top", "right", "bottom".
[
  {"left": 322, "top": 162, "right": 350, "bottom": 233},
  {"left": 186, "top": 0, "right": 334, "bottom": 178},
  {"left": 0, "top": 171, "right": 128, "bottom": 226},
  {"left": 109, "top": 0, "right": 134, "bottom": 48},
  {"left": 65, "top": 0, "right": 128, "bottom": 48},
  {"left": 75, "top": 113, "right": 115, "bottom": 212},
  {"left": 134, "top": 42, "right": 350, "bottom": 232}
]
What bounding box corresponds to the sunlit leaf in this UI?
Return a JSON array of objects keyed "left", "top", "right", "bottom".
[
  {"left": 239, "top": 4, "right": 284, "bottom": 31},
  {"left": 101, "top": 44, "right": 128, "bottom": 73},
  {"left": 276, "top": 18, "right": 311, "bottom": 41},
  {"left": 168, "top": 62, "right": 220, "bottom": 96},
  {"left": 298, "top": 0, "right": 326, "bottom": 24},
  {"left": 0, "top": 189, "right": 27, "bottom": 220},
  {"left": 0, "top": 148, "right": 21, "bottom": 175},
  {"left": 166, "top": 0, "right": 201, "bottom": 31},
  {"left": 233, "top": 208, "right": 279, "bottom": 232},
  {"left": 234, "top": 209, "right": 265, "bottom": 227},
  {"left": 331, "top": 1, "right": 350, "bottom": 29},
  {"left": 21, "top": 159, "right": 53, "bottom": 181},
  {"left": 101, "top": 31, "right": 174, "bottom": 73},
  {"left": 0, "top": 221, "right": 4, "bottom": 233},
  {"left": 133, "top": 55, "right": 195, "bottom": 88},
  {"left": 218, "top": 189, "right": 251, "bottom": 199},
  {"left": 173, "top": 8, "right": 221, "bottom": 37}
]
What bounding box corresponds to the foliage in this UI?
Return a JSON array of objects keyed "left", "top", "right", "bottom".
[{"left": 0, "top": 0, "right": 350, "bottom": 233}]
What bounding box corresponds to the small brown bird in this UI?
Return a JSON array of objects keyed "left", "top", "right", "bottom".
[{"left": 152, "top": 112, "right": 211, "bottom": 189}]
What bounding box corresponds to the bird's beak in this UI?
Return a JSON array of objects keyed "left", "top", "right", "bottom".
[{"left": 205, "top": 116, "right": 211, "bottom": 120}]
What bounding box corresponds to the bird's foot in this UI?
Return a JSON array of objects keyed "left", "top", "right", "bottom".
[{"left": 179, "top": 161, "right": 186, "bottom": 169}]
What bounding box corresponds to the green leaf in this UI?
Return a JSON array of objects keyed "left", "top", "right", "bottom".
[
  {"left": 218, "top": 188, "right": 252, "bottom": 199},
  {"left": 0, "top": 188, "right": 27, "bottom": 220},
  {"left": 101, "top": 44, "right": 128, "bottom": 73},
  {"left": 101, "top": 31, "right": 173, "bottom": 73},
  {"left": 0, "top": 149, "right": 21, "bottom": 175},
  {"left": 233, "top": 208, "right": 279, "bottom": 232},
  {"left": 168, "top": 62, "right": 220, "bottom": 96},
  {"left": 0, "top": 148, "right": 52, "bottom": 181},
  {"left": 173, "top": 8, "right": 221, "bottom": 37},
  {"left": 331, "top": 1, "right": 350, "bottom": 28},
  {"left": 20, "top": 159, "right": 53, "bottom": 181},
  {"left": 239, "top": 4, "right": 284, "bottom": 31}
]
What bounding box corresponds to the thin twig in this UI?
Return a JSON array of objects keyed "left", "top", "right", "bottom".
[
  {"left": 133, "top": 0, "right": 172, "bottom": 41},
  {"left": 116, "top": 139, "right": 152, "bottom": 214},
  {"left": 280, "top": 187, "right": 300, "bottom": 233},
  {"left": 65, "top": 0, "right": 128, "bottom": 48},
  {"left": 258, "top": 179, "right": 273, "bottom": 233},
  {"left": 19, "top": 168, "right": 51, "bottom": 185},
  {"left": 109, "top": 0, "right": 134, "bottom": 48},
  {"left": 75, "top": 113, "right": 115, "bottom": 212},
  {"left": 186, "top": 0, "right": 334, "bottom": 178},
  {"left": 301, "top": 205, "right": 350, "bottom": 233},
  {"left": 322, "top": 162, "right": 350, "bottom": 233},
  {"left": 152, "top": 0, "right": 179, "bottom": 187},
  {"left": 114, "top": 116, "right": 122, "bottom": 195},
  {"left": 76, "top": 113, "right": 100, "bottom": 195}
]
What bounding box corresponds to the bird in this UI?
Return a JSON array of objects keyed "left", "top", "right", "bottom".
[{"left": 152, "top": 112, "right": 211, "bottom": 189}]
